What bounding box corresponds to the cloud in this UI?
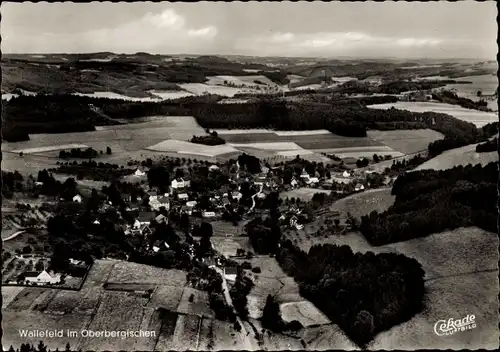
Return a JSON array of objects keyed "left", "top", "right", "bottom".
[
  {"left": 3, "top": 8, "right": 219, "bottom": 54},
  {"left": 187, "top": 26, "right": 218, "bottom": 38},
  {"left": 235, "top": 31, "right": 450, "bottom": 56},
  {"left": 145, "top": 9, "right": 186, "bottom": 30}
]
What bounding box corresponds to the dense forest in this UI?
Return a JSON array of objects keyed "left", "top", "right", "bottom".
[
  {"left": 432, "top": 91, "right": 489, "bottom": 111},
  {"left": 475, "top": 137, "right": 498, "bottom": 153},
  {"left": 359, "top": 162, "right": 498, "bottom": 245},
  {"left": 190, "top": 134, "right": 226, "bottom": 146},
  {"left": 276, "top": 240, "right": 425, "bottom": 346}
]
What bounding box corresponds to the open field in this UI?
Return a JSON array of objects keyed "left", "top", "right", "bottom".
[
  {"left": 329, "top": 188, "right": 395, "bottom": 220},
  {"left": 414, "top": 142, "right": 498, "bottom": 171},
  {"left": 177, "top": 287, "right": 214, "bottom": 318},
  {"left": 11, "top": 144, "right": 90, "bottom": 154},
  {"left": 210, "top": 221, "right": 247, "bottom": 237},
  {"left": 211, "top": 237, "right": 252, "bottom": 258},
  {"left": 280, "top": 188, "right": 331, "bottom": 201},
  {"left": 106, "top": 261, "right": 187, "bottom": 286},
  {"left": 72, "top": 91, "right": 162, "bottom": 102},
  {"left": 301, "top": 324, "right": 359, "bottom": 350},
  {"left": 150, "top": 90, "right": 195, "bottom": 100},
  {"left": 1, "top": 260, "right": 198, "bottom": 351},
  {"left": 366, "top": 129, "right": 445, "bottom": 154},
  {"left": 369, "top": 270, "right": 499, "bottom": 350},
  {"left": 179, "top": 83, "right": 256, "bottom": 97},
  {"left": 228, "top": 142, "right": 303, "bottom": 151},
  {"left": 1, "top": 286, "right": 25, "bottom": 308},
  {"left": 368, "top": 101, "right": 498, "bottom": 127},
  {"left": 147, "top": 140, "right": 239, "bottom": 157},
  {"left": 148, "top": 285, "right": 185, "bottom": 311},
  {"left": 206, "top": 75, "right": 278, "bottom": 87},
  {"left": 280, "top": 301, "right": 330, "bottom": 327},
  {"left": 198, "top": 317, "right": 249, "bottom": 351}
]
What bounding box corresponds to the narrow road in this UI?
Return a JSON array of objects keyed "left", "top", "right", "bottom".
[
  {"left": 2, "top": 229, "right": 26, "bottom": 242},
  {"left": 214, "top": 267, "right": 257, "bottom": 351},
  {"left": 246, "top": 184, "right": 264, "bottom": 215}
]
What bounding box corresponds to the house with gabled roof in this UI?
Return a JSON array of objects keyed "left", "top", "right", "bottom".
[
  {"left": 134, "top": 167, "right": 146, "bottom": 177},
  {"left": 150, "top": 196, "right": 170, "bottom": 211},
  {"left": 24, "top": 270, "right": 61, "bottom": 285}
]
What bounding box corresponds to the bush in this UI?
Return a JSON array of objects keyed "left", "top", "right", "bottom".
[
  {"left": 251, "top": 266, "right": 261, "bottom": 274},
  {"left": 285, "top": 320, "right": 304, "bottom": 331},
  {"left": 240, "top": 261, "right": 252, "bottom": 270}
]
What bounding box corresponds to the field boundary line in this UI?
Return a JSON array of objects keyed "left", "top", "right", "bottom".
[{"left": 424, "top": 267, "right": 499, "bottom": 283}]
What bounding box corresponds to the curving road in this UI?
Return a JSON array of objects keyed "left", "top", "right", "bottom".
[{"left": 2, "top": 230, "right": 26, "bottom": 242}]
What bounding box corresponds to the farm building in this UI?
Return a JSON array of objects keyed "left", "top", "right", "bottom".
[
  {"left": 306, "top": 177, "right": 320, "bottom": 185},
  {"left": 354, "top": 183, "right": 365, "bottom": 192},
  {"left": 209, "top": 165, "right": 220, "bottom": 171},
  {"left": 224, "top": 267, "right": 238, "bottom": 282},
  {"left": 186, "top": 200, "right": 197, "bottom": 208},
  {"left": 134, "top": 168, "right": 146, "bottom": 176},
  {"left": 178, "top": 193, "right": 189, "bottom": 200},
  {"left": 23, "top": 270, "right": 61, "bottom": 285},
  {"left": 72, "top": 194, "right": 82, "bottom": 203},
  {"left": 181, "top": 205, "right": 193, "bottom": 215},
  {"left": 342, "top": 170, "right": 351, "bottom": 178}
]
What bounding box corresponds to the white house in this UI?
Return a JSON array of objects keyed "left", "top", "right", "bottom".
[
  {"left": 134, "top": 168, "right": 146, "bottom": 177},
  {"left": 354, "top": 183, "right": 365, "bottom": 192},
  {"left": 209, "top": 165, "right": 220, "bottom": 172},
  {"left": 224, "top": 267, "right": 238, "bottom": 282},
  {"left": 178, "top": 193, "right": 189, "bottom": 201},
  {"left": 152, "top": 246, "right": 160, "bottom": 253},
  {"left": 186, "top": 200, "right": 197, "bottom": 208},
  {"left": 300, "top": 169, "right": 310, "bottom": 178},
  {"left": 72, "top": 194, "right": 82, "bottom": 203},
  {"left": 150, "top": 196, "right": 170, "bottom": 211},
  {"left": 171, "top": 178, "right": 191, "bottom": 189},
  {"left": 342, "top": 171, "right": 351, "bottom": 178},
  {"left": 306, "top": 177, "right": 320, "bottom": 185},
  {"left": 24, "top": 270, "right": 61, "bottom": 285},
  {"left": 290, "top": 178, "right": 299, "bottom": 188},
  {"left": 93, "top": 219, "right": 100, "bottom": 225},
  {"left": 203, "top": 211, "right": 216, "bottom": 218}
]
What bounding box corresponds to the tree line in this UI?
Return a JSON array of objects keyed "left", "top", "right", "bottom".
[{"left": 359, "top": 162, "right": 498, "bottom": 246}]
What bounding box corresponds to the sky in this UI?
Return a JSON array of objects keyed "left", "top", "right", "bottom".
[{"left": 1, "top": 1, "right": 497, "bottom": 59}]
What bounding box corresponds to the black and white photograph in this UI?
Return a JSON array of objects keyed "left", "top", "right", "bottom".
[{"left": 1, "top": 1, "right": 498, "bottom": 351}]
